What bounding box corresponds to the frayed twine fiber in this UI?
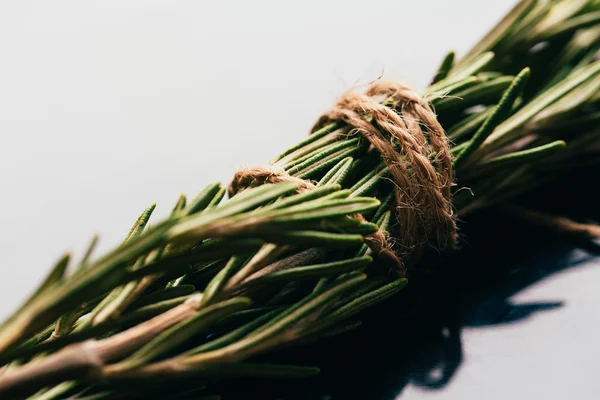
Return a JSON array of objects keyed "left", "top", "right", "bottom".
[
  {"left": 229, "top": 81, "right": 457, "bottom": 276},
  {"left": 228, "top": 166, "right": 315, "bottom": 197}
]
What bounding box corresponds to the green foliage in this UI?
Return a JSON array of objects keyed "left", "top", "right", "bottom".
[{"left": 0, "top": 2, "right": 598, "bottom": 398}]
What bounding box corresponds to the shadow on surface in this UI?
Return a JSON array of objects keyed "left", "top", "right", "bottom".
[{"left": 218, "top": 172, "right": 599, "bottom": 400}]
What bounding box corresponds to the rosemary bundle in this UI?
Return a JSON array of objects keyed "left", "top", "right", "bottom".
[{"left": 0, "top": 1, "right": 599, "bottom": 398}]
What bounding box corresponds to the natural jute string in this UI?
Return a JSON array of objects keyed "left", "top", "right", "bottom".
[{"left": 229, "top": 81, "right": 457, "bottom": 276}]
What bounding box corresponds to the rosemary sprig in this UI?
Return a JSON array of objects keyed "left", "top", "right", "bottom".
[{"left": 0, "top": 1, "right": 598, "bottom": 399}]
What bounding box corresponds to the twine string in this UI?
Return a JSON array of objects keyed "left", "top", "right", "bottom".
[{"left": 229, "top": 81, "right": 457, "bottom": 276}]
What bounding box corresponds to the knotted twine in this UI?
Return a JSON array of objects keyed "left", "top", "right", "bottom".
[{"left": 229, "top": 81, "right": 457, "bottom": 276}]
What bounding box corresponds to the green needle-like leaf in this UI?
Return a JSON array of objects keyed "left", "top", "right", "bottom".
[
  {"left": 201, "top": 255, "right": 248, "bottom": 306},
  {"left": 255, "top": 231, "right": 366, "bottom": 247},
  {"left": 30, "top": 253, "right": 70, "bottom": 304},
  {"left": 349, "top": 163, "right": 389, "bottom": 197},
  {"left": 447, "top": 107, "right": 494, "bottom": 141},
  {"left": 483, "top": 61, "right": 600, "bottom": 151},
  {"left": 123, "top": 203, "right": 156, "bottom": 245},
  {"left": 185, "top": 183, "right": 223, "bottom": 215},
  {"left": 284, "top": 138, "right": 360, "bottom": 172},
  {"left": 273, "top": 122, "right": 340, "bottom": 163},
  {"left": 258, "top": 184, "right": 342, "bottom": 212},
  {"left": 78, "top": 235, "right": 99, "bottom": 268},
  {"left": 435, "top": 51, "right": 495, "bottom": 90},
  {"left": 118, "top": 297, "right": 252, "bottom": 369},
  {"left": 479, "top": 140, "right": 567, "bottom": 169},
  {"left": 295, "top": 146, "right": 366, "bottom": 180},
  {"left": 433, "top": 76, "right": 514, "bottom": 113},
  {"left": 318, "top": 157, "right": 354, "bottom": 186},
  {"left": 534, "top": 10, "right": 600, "bottom": 42},
  {"left": 242, "top": 256, "right": 372, "bottom": 288},
  {"left": 184, "top": 309, "right": 282, "bottom": 356},
  {"left": 431, "top": 51, "right": 455, "bottom": 84},
  {"left": 455, "top": 67, "right": 531, "bottom": 167},
  {"left": 130, "top": 285, "right": 196, "bottom": 310},
  {"left": 327, "top": 278, "right": 408, "bottom": 321}
]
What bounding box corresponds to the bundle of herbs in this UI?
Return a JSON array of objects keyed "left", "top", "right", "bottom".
[{"left": 0, "top": 0, "right": 599, "bottom": 398}]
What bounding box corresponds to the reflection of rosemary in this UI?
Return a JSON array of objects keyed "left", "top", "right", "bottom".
[{"left": 1, "top": 1, "right": 599, "bottom": 398}]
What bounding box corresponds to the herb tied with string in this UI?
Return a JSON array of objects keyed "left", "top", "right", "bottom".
[{"left": 0, "top": 1, "right": 599, "bottom": 399}]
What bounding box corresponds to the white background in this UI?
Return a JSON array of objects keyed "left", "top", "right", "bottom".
[{"left": 1, "top": 1, "right": 598, "bottom": 399}]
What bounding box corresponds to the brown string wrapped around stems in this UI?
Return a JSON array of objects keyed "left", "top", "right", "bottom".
[{"left": 230, "top": 81, "right": 457, "bottom": 275}]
